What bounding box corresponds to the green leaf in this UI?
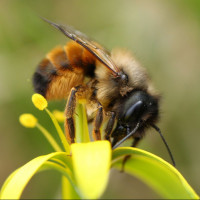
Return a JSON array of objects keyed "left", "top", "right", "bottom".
[
  {"left": 0, "top": 152, "right": 75, "bottom": 199},
  {"left": 71, "top": 141, "right": 111, "bottom": 199},
  {"left": 112, "top": 147, "right": 199, "bottom": 199}
]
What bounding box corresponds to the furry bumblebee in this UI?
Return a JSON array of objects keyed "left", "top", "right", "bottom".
[{"left": 33, "top": 19, "right": 175, "bottom": 166}]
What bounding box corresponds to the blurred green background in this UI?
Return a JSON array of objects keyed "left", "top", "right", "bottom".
[{"left": 0, "top": 0, "right": 200, "bottom": 198}]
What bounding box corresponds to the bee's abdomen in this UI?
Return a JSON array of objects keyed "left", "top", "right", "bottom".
[
  {"left": 32, "top": 41, "right": 96, "bottom": 100},
  {"left": 33, "top": 58, "right": 55, "bottom": 97}
]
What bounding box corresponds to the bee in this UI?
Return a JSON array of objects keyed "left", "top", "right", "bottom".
[{"left": 33, "top": 18, "right": 175, "bottom": 166}]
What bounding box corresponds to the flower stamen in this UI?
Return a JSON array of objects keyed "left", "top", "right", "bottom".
[
  {"left": 19, "top": 114, "right": 37, "bottom": 128},
  {"left": 32, "top": 93, "right": 48, "bottom": 110}
]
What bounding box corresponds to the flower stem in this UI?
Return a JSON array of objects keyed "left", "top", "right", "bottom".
[
  {"left": 45, "top": 108, "right": 70, "bottom": 154},
  {"left": 36, "top": 123, "right": 63, "bottom": 152},
  {"left": 62, "top": 176, "right": 80, "bottom": 199},
  {"left": 75, "top": 102, "right": 90, "bottom": 143}
]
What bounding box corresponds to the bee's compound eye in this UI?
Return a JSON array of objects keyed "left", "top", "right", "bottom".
[{"left": 124, "top": 100, "right": 144, "bottom": 121}]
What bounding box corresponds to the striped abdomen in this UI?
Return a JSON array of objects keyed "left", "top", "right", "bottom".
[{"left": 33, "top": 41, "right": 96, "bottom": 100}]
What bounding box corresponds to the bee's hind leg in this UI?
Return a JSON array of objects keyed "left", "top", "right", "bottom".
[{"left": 65, "top": 86, "right": 82, "bottom": 144}]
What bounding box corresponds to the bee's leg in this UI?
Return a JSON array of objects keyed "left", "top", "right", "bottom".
[
  {"left": 64, "top": 86, "right": 81, "bottom": 144},
  {"left": 104, "top": 112, "right": 116, "bottom": 141},
  {"left": 92, "top": 104, "right": 103, "bottom": 140},
  {"left": 131, "top": 137, "right": 141, "bottom": 147},
  {"left": 111, "top": 137, "right": 119, "bottom": 147},
  {"left": 121, "top": 137, "right": 141, "bottom": 172}
]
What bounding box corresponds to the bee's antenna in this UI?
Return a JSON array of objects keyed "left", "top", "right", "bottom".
[
  {"left": 112, "top": 122, "right": 140, "bottom": 150},
  {"left": 151, "top": 124, "right": 176, "bottom": 167}
]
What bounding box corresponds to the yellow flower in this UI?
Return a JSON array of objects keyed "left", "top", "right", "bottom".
[
  {"left": 71, "top": 141, "right": 111, "bottom": 199},
  {"left": 19, "top": 114, "right": 37, "bottom": 128},
  {"left": 52, "top": 110, "right": 65, "bottom": 122},
  {"left": 32, "top": 93, "right": 48, "bottom": 110}
]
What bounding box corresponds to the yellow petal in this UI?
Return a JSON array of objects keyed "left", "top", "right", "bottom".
[
  {"left": 0, "top": 152, "right": 70, "bottom": 199},
  {"left": 32, "top": 93, "right": 48, "bottom": 110},
  {"left": 19, "top": 114, "right": 37, "bottom": 128},
  {"left": 71, "top": 141, "right": 111, "bottom": 199}
]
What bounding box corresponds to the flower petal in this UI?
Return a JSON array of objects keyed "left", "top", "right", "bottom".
[
  {"left": 112, "top": 147, "right": 199, "bottom": 199},
  {"left": 0, "top": 152, "right": 72, "bottom": 199},
  {"left": 71, "top": 141, "right": 111, "bottom": 199}
]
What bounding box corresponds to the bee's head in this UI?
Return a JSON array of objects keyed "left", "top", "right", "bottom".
[
  {"left": 112, "top": 91, "right": 176, "bottom": 167},
  {"left": 114, "top": 90, "right": 159, "bottom": 135}
]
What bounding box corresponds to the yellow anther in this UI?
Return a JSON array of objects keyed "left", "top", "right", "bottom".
[
  {"left": 19, "top": 113, "right": 37, "bottom": 128},
  {"left": 32, "top": 93, "right": 48, "bottom": 110},
  {"left": 53, "top": 110, "right": 65, "bottom": 122}
]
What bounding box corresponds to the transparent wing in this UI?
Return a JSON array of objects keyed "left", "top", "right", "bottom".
[{"left": 42, "top": 18, "right": 120, "bottom": 77}]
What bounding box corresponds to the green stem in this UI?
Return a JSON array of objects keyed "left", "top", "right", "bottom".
[
  {"left": 36, "top": 123, "right": 63, "bottom": 152},
  {"left": 45, "top": 108, "right": 70, "bottom": 154},
  {"left": 62, "top": 176, "right": 80, "bottom": 199},
  {"left": 75, "top": 103, "right": 90, "bottom": 143}
]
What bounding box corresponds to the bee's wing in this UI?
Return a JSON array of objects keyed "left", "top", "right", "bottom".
[{"left": 42, "top": 18, "right": 120, "bottom": 77}]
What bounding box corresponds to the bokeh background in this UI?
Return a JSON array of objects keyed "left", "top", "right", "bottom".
[{"left": 0, "top": 0, "right": 200, "bottom": 198}]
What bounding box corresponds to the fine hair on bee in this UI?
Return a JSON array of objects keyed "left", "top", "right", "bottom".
[{"left": 33, "top": 18, "right": 175, "bottom": 166}]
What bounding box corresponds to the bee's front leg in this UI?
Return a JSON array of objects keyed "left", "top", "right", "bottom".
[
  {"left": 131, "top": 137, "right": 141, "bottom": 147},
  {"left": 92, "top": 104, "right": 103, "bottom": 140},
  {"left": 104, "top": 111, "right": 116, "bottom": 141},
  {"left": 64, "top": 86, "right": 81, "bottom": 144}
]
